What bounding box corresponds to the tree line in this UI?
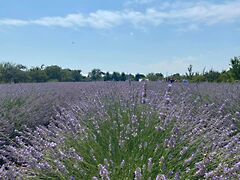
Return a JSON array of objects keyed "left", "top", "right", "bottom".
[{"left": 0, "top": 56, "right": 239, "bottom": 83}]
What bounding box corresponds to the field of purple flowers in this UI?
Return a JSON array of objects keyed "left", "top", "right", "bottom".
[{"left": 0, "top": 82, "right": 239, "bottom": 179}]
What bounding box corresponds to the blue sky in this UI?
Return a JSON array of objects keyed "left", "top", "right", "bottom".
[{"left": 0, "top": 0, "right": 240, "bottom": 75}]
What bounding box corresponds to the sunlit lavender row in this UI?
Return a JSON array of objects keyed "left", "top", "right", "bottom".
[{"left": 0, "top": 82, "right": 239, "bottom": 179}]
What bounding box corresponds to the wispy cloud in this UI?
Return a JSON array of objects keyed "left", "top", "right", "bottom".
[
  {"left": 0, "top": 19, "right": 29, "bottom": 26},
  {"left": 1, "top": 1, "right": 240, "bottom": 29}
]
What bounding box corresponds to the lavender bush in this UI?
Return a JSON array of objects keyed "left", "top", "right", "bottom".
[{"left": 0, "top": 82, "right": 239, "bottom": 179}]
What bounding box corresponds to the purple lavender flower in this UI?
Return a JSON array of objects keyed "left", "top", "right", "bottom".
[
  {"left": 148, "top": 158, "right": 153, "bottom": 172},
  {"left": 134, "top": 167, "right": 142, "bottom": 180}
]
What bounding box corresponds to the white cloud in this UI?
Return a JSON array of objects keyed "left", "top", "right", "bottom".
[
  {"left": 0, "top": 19, "right": 30, "bottom": 26},
  {"left": 1, "top": 1, "right": 240, "bottom": 29}
]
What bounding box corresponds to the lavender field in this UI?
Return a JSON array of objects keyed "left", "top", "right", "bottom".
[{"left": 0, "top": 82, "right": 240, "bottom": 179}]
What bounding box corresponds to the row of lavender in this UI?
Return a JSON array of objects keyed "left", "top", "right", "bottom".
[
  {"left": 0, "top": 82, "right": 239, "bottom": 179},
  {"left": 0, "top": 82, "right": 112, "bottom": 147}
]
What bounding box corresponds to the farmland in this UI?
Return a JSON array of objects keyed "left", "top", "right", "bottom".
[{"left": 0, "top": 82, "right": 239, "bottom": 179}]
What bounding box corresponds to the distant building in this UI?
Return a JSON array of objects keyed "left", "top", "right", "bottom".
[{"left": 139, "top": 79, "right": 149, "bottom": 82}]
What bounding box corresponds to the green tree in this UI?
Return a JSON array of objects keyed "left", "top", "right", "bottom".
[
  {"left": 134, "top": 73, "right": 145, "bottom": 81},
  {"left": 156, "top": 73, "right": 164, "bottom": 80},
  {"left": 120, "top": 72, "right": 127, "bottom": 81},
  {"left": 186, "top": 64, "right": 194, "bottom": 80},
  {"left": 88, "top": 69, "right": 104, "bottom": 81},
  {"left": 104, "top": 72, "right": 112, "bottom": 81},
  {"left": 61, "top": 69, "right": 74, "bottom": 82},
  {"left": 192, "top": 73, "right": 205, "bottom": 82},
  {"left": 112, "top": 72, "right": 121, "bottom": 81},
  {"left": 71, "top": 70, "right": 82, "bottom": 82},
  {"left": 204, "top": 69, "right": 221, "bottom": 82},
  {"left": 218, "top": 70, "right": 234, "bottom": 82},
  {"left": 14, "top": 69, "right": 30, "bottom": 83},
  {"left": 29, "top": 67, "right": 47, "bottom": 82},
  {"left": 0, "top": 62, "right": 16, "bottom": 83},
  {"left": 147, "top": 73, "right": 157, "bottom": 81},
  {"left": 45, "top": 65, "right": 62, "bottom": 82},
  {"left": 147, "top": 73, "right": 164, "bottom": 81},
  {"left": 171, "top": 73, "right": 181, "bottom": 81},
  {"left": 127, "top": 74, "right": 135, "bottom": 81},
  {"left": 230, "top": 56, "right": 240, "bottom": 80},
  {"left": 0, "top": 62, "right": 29, "bottom": 83}
]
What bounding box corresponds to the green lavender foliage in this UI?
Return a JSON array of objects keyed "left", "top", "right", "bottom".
[{"left": 33, "top": 102, "right": 203, "bottom": 179}]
